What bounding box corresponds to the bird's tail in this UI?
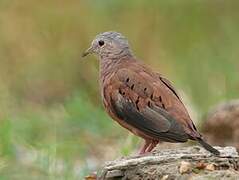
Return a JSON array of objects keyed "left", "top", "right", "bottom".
[{"left": 197, "top": 138, "right": 220, "bottom": 156}]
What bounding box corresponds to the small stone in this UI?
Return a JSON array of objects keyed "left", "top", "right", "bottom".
[
  {"left": 179, "top": 161, "right": 192, "bottom": 174},
  {"left": 161, "top": 174, "right": 169, "bottom": 180},
  {"left": 205, "top": 163, "right": 215, "bottom": 171},
  {"left": 196, "top": 161, "right": 207, "bottom": 169}
]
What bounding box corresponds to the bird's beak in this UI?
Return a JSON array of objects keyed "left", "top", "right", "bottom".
[{"left": 82, "top": 46, "right": 94, "bottom": 58}]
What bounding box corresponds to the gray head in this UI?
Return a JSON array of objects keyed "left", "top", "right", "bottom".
[{"left": 82, "top": 31, "right": 133, "bottom": 59}]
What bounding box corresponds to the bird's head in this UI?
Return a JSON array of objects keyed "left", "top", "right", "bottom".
[{"left": 82, "top": 31, "right": 133, "bottom": 59}]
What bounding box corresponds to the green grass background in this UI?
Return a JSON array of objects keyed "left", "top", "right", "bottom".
[{"left": 0, "top": 0, "right": 238, "bottom": 179}]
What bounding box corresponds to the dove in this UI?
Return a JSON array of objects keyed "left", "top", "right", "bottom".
[{"left": 82, "top": 31, "right": 219, "bottom": 155}]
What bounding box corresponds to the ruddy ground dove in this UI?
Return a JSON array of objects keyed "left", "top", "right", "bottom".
[{"left": 82, "top": 31, "right": 219, "bottom": 155}]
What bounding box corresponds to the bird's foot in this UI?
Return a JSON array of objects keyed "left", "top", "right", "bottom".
[
  {"left": 138, "top": 140, "right": 150, "bottom": 155},
  {"left": 138, "top": 140, "right": 159, "bottom": 155}
]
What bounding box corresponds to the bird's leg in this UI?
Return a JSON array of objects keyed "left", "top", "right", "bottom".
[
  {"left": 145, "top": 140, "right": 159, "bottom": 153},
  {"left": 138, "top": 140, "right": 150, "bottom": 155}
]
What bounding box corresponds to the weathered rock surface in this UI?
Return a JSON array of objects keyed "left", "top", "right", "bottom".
[{"left": 97, "top": 146, "right": 239, "bottom": 180}]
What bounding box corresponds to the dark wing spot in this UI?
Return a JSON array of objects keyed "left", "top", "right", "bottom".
[
  {"left": 126, "top": 78, "right": 130, "bottom": 83},
  {"left": 135, "top": 99, "right": 139, "bottom": 104},
  {"left": 150, "top": 94, "right": 153, "bottom": 99},
  {"left": 147, "top": 101, "right": 151, "bottom": 107},
  {"left": 192, "top": 123, "right": 198, "bottom": 131},
  {"left": 131, "top": 84, "right": 134, "bottom": 90},
  {"left": 162, "top": 103, "right": 165, "bottom": 109},
  {"left": 144, "top": 88, "right": 147, "bottom": 91},
  {"left": 159, "top": 96, "right": 162, "bottom": 102},
  {"left": 135, "top": 97, "right": 140, "bottom": 111},
  {"left": 119, "top": 89, "right": 126, "bottom": 95}
]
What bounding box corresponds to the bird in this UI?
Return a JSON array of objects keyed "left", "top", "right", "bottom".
[{"left": 82, "top": 31, "right": 220, "bottom": 155}]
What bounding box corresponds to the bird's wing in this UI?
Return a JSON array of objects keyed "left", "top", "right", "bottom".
[
  {"left": 106, "top": 67, "right": 191, "bottom": 142},
  {"left": 158, "top": 75, "right": 181, "bottom": 100},
  {"left": 156, "top": 73, "right": 200, "bottom": 137}
]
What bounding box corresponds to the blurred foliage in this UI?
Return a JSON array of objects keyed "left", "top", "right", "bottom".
[{"left": 0, "top": 0, "right": 238, "bottom": 179}]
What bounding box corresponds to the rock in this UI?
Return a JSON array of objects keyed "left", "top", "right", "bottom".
[
  {"left": 202, "top": 100, "right": 239, "bottom": 151},
  {"left": 179, "top": 161, "right": 192, "bottom": 174},
  {"left": 105, "top": 170, "right": 124, "bottom": 179},
  {"left": 97, "top": 146, "right": 239, "bottom": 179},
  {"left": 205, "top": 163, "right": 215, "bottom": 171}
]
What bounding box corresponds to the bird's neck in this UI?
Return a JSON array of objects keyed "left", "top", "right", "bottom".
[
  {"left": 99, "top": 54, "right": 133, "bottom": 84},
  {"left": 100, "top": 47, "right": 133, "bottom": 60}
]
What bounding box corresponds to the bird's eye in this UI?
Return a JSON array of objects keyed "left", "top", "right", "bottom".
[{"left": 98, "top": 40, "right": 105, "bottom": 47}]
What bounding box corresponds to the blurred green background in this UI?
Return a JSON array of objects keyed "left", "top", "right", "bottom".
[{"left": 0, "top": 0, "right": 238, "bottom": 179}]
